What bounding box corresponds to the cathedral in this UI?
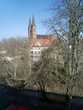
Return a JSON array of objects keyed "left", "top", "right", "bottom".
[{"left": 28, "top": 17, "right": 55, "bottom": 62}]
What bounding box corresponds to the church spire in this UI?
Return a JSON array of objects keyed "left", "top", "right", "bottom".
[
  {"left": 28, "top": 18, "right": 31, "bottom": 38},
  {"left": 28, "top": 16, "right": 36, "bottom": 39},
  {"left": 32, "top": 16, "right": 35, "bottom": 26},
  {"left": 28, "top": 17, "right": 31, "bottom": 27},
  {"left": 31, "top": 16, "right": 36, "bottom": 38}
]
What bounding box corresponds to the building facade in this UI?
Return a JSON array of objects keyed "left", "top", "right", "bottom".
[{"left": 28, "top": 17, "right": 55, "bottom": 62}]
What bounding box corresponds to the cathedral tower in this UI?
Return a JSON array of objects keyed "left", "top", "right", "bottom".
[{"left": 28, "top": 16, "right": 36, "bottom": 39}]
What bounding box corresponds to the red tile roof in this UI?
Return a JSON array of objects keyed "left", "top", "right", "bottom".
[{"left": 30, "top": 34, "right": 55, "bottom": 47}]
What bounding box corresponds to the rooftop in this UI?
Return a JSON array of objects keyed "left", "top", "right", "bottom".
[{"left": 30, "top": 34, "right": 55, "bottom": 47}]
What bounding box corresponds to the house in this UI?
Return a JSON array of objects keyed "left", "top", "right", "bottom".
[{"left": 28, "top": 17, "right": 55, "bottom": 62}]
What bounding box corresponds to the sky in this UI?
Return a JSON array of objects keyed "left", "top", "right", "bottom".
[{"left": 0, "top": 0, "right": 52, "bottom": 40}]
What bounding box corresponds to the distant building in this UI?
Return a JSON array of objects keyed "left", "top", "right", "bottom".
[{"left": 28, "top": 17, "right": 55, "bottom": 62}]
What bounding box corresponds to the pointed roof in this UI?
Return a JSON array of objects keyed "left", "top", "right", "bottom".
[
  {"left": 28, "top": 18, "right": 31, "bottom": 27},
  {"left": 28, "top": 18, "right": 31, "bottom": 32},
  {"left": 32, "top": 16, "right": 35, "bottom": 26}
]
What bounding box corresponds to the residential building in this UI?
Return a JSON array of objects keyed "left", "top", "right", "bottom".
[{"left": 28, "top": 17, "right": 55, "bottom": 62}]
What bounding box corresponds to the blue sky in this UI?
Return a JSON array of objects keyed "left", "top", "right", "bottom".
[{"left": 0, "top": 0, "right": 52, "bottom": 39}]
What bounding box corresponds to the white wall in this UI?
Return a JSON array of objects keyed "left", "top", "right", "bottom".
[{"left": 30, "top": 46, "right": 48, "bottom": 62}]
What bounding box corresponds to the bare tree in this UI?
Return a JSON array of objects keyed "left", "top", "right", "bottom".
[
  {"left": 0, "top": 37, "right": 32, "bottom": 89},
  {"left": 47, "top": 0, "right": 83, "bottom": 97},
  {"left": 0, "top": 56, "right": 14, "bottom": 85},
  {"left": 30, "top": 0, "right": 83, "bottom": 103},
  {"left": 31, "top": 39, "right": 65, "bottom": 99}
]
